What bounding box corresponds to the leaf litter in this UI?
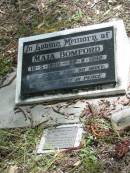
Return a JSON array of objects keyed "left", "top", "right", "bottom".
[{"left": 1, "top": 0, "right": 130, "bottom": 172}]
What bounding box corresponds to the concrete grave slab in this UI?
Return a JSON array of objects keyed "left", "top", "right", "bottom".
[
  {"left": 16, "top": 20, "right": 130, "bottom": 105},
  {"left": 0, "top": 74, "right": 130, "bottom": 129},
  {"left": 1, "top": 20, "right": 130, "bottom": 129},
  {"left": 0, "top": 79, "right": 30, "bottom": 128},
  {"left": 0, "top": 74, "right": 86, "bottom": 128},
  {"left": 1, "top": 72, "right": 130, "bottom": 129}
]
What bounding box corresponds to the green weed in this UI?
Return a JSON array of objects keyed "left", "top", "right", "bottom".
[
  {"left": 70, "top": 9, "right": 84, "bottom": 22},
  {"left": 0, "top": 57, "right": 12, "bottom": 77},
  {"left": 79, "top": 146, "right": 103, "bottom": 173}
]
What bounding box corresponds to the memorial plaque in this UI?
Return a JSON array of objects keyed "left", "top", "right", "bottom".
[
  {"left": 18, "top": 20, "right": 130, "bottom": 105},
  {"left": 20, "top": 27, "right": 116, "bottom": 99},
  {"left": 36, "top": 124, "right": 83, "bottom": 153}
]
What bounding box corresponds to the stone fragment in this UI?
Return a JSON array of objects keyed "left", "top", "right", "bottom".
[
  {"left": 0, "top": 71, "right": 16, "bottom": 88},
  {"left": 108, "top": 0, "right": 117, "bottom": 5},
  {"left": 111, "top": 107, "right": 130, "bottom": 130},
  {"left": 8, "top": 166, "right": 23, "bottom": 173}
]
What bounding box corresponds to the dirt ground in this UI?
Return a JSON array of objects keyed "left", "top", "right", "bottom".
[{"left": 1, "top": 0, "right": 130, "bottom": 173}]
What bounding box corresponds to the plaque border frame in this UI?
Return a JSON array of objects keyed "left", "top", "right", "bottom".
[{"left": 15, "top": 20, "right": 130, "bottom": 105}]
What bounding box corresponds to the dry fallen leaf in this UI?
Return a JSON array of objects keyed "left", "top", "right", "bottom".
[{"left": 115, "top": 139, "right": 130, "bottom": 159}]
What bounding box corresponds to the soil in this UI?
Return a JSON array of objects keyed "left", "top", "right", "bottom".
[{"left": 1, "top": 0, "right": 130, "bottom": 173}]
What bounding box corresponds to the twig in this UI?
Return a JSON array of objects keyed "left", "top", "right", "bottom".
[
  {"left": 0, "top": 73, "right": 16, "bottom": 88},
  {"left": 14, "top": 106, "right": 28, "bottom": 121},
  {"left": 52, "top": 106, "right": 66, "bottom": 116},
  {"left": 91, "top": 0, "right": 102, "bottom": 9},
  {"left": 0, "top": 9, "right": 5, "bottom": 14}
]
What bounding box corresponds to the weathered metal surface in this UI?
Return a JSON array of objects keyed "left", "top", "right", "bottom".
[{"left": 36, "top": 124, "right": 83, "bottom": 153}]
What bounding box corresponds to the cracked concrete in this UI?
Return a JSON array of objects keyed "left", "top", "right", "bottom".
[{"left": 0, "top": 76, "right": 86, "bottom": 128}]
